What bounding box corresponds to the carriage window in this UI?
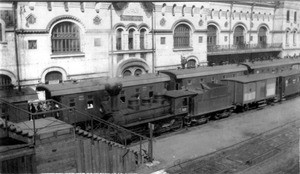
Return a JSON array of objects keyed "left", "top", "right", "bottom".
[
  {"left": 223, "top": 75, "right": 226, "bottom": 79},
  {"left": 293, "top": 78, "right": 296, "bottom": 84},
  {"left": 200, "top": 78, "right": 204, "bottom": 82},
  {"left": 149, "top": 91, "right": 154, "bottom": 98},
  {"left": 182, "top": 98, "right": 188, "bottom": 106},
  {"left": 232, "top": 74, "right": 236, "bottom": 77},
  {"left": 187, "top": 80, "right": 192, "bottom": 85},
  {"left": 87, "top": 95, "right": 94, "bottom": 109},
  {"left": 69, "top": 98, "right": 75, "bottom": 107},
  {"left": 136, "top": 88, "right": 140, "bottom": 93},
  {"left": 120, "top": 96, "right": 126, "bottom": 103},
  {"left": 211, "top": 77, "right": 215, "bottom": 83}
]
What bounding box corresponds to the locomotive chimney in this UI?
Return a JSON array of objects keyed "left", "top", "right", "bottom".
[{"left": 105, "top": 82, "right": 122, "bottom": 112}]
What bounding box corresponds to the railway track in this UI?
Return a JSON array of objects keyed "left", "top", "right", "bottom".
[{"left": 166, "top": 118, "right": 300, "bottom": 174}]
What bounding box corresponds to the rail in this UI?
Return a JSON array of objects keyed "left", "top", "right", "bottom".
[
  {"left": 207, "top": 43, "right": 282, "bottom": 53},
  {"left": 0, "top": 98, "right": 153, "bottom": 164}
]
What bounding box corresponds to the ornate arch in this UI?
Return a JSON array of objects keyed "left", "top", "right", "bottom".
[
  {"left": 232, "top": 22, "right": 248, "bottom": 33},
  {"left": 40, "top": 66, "right": 68, "bottom": 83},
  {"left": 171, "top": 19, "right": 196, "bottom": 32},
  {"left": 0, "top": 69, "right": 17, "bottom": 85},
  {"left": 138, "top": 23, "right": 150, "bottom": 31},
  {"left": 207, "top": 21, "right": 221, "bottom": 31},
  {"left": 116, "top": 59, "right": 150, "bottom": 77},
  {"left": 113, "top": 23, "right": 126, "bottom": 30},
  {"left": 126, "top": 23, "right": 138, "bottom": 31},
  {"left": 256, "top": 23, "right": 270, "bottom": 32},
  {"left": 46, "top": 15, "right": 86, "bottom": 32}
]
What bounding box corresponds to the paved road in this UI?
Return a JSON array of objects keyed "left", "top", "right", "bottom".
[{"left": 134, "top": 97, "right": 300, "bottom": 174}]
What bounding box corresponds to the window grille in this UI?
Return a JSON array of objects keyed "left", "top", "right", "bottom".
[
  {"left": 51, "top": 22, "right": 80, "bottom": 53},
  {"left": 174, "top": 24, "right": 190, "bottom": 48}
]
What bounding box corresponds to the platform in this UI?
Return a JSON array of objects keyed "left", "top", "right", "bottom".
[{"left": 134, "top": 97, "right": 300, "bottom": 174}]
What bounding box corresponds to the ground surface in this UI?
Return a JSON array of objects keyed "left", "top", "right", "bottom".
[{"left": 133, "top": 97, "right": 300, "bottom": 174}]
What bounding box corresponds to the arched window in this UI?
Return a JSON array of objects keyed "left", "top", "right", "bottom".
[
  {"left": 293, "top": 30, "right": 297, "bottom": 45},
  {"left": 287, "top": 10, "right": 290, "bottom": 22},
  {"left": 172, "top": 4, "right": 176, "bottom": 16},
  {"left": 0, "top": 23, "right": 2, "bottom": 42},
  {"left": 182, "top": 5, "right": 186, "bottom": 17},
  {"left": 187, "top": 59, "right": 196, "bottom": 68},
  {"left": 128, "top": 29, "right": 135, "bottom": 50},
  {"left": 123, "top": 70, "right": 132, "bottom": 77},
  {"left": 191, "top": 5, "right": 195, "bottom": 17},
  {"left": 140, "top": 29, "right": 146, "bottom": 49},
  {"left": 174, "top": 24, "right": 190, "bottom": 48},
  {"left": 286, "top": 30, "right": 290, "bottom": 46},
  {"left": 162, "top": 3, "right": 166, "bottom": 16},
  {"left": 207, "top": 25, "right": 217, "bottom": 46},
  {"left": 51, "top": 22, "right": 80, "bottom": 53},
  {"left": 258, "top": 26, "right": 267, "bottom": 47},
  {"left": 116, "top": 28, "right": 123, "bottom": 50},
  {"left": 45, "top": 71, "right": 62, "bottom": 84},
  {"left": 234, "top": 26, "right": 245, "bottom": 46},
  {"left": 0, "top": 75, "right": 12, "bottom": 89},
  {"left": 134, "top": 69, "right": 142, "bottom": 76}
]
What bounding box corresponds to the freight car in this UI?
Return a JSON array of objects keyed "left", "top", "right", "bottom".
[{"left": 221, "top": 73, "right": 278, "bottom": 111}]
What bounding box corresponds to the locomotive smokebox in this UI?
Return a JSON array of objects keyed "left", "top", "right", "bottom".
[{"left": 105, "top": 81, "right": 122, "bottom": 112}]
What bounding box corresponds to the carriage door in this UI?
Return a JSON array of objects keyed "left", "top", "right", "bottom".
[{"left": 174, "top": 97, "right": 189, "bottom": 115}]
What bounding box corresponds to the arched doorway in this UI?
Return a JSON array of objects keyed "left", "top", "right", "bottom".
[
  {"left": 207, "top": 25, "right": 217, "bottom": 46},
  {"left": 258, "top": 26, "right": 267, "bottom": 47},
  {"left": 234, "top": 26, "right": 245, "bottom": 48},
  {"left": 45, "top": 71, "right": 62, "bottom": 84},
  {"left": 0, "top": 74, "right": 12, "bottom": 89}
]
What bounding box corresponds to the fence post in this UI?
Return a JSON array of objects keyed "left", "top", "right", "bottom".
[
  {"left": 32, "top": 114, "right": 36, "bottom": 145},
  {"left": 139, "top": 137, "right": 142, "bottom": 165}
]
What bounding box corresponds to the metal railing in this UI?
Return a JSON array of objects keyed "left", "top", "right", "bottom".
[
  {"left": 0, "top": 98, "right": 152, "bottom": 164},
  {"left": 207, "top": 43, "right": 282, "bottom": 53}
]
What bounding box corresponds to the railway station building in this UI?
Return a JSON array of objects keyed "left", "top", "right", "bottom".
[{"left": 0, "top": 1, "right": 300, "bottom": 88}]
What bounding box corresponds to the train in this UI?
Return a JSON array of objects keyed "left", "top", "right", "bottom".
[{"left": 2, "top": 58, "right": 300, "bottom": 135}]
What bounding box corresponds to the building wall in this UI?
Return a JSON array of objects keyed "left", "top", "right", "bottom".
[{"left": 0, "top": 1, "right": 300, "bottom": 88}]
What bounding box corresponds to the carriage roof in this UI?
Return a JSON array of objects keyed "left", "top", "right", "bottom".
[
  {"left": 221, "top": 73, "right": 278, "bottom": 83},
  {"left": 161, "top": 64, "right": 247, "bottom": 79},
  {"left": 36, "top": 79, "right": 106, "bottom": 96},
  {"left": 37, "top": 73, "right": 170, "bottom": 96},
  {"left": 248, "top": 59, "right": 300, "bottom": 69},
  {"left": 107, "top": 73, "right": 170, "bottom": 87},
  {"left": 277, "top": 69, "right": 300, "bottom": 77}
]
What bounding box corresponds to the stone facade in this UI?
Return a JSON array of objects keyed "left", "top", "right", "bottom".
[{"left": 0, "top": 1, "right": 299, "bottom": 88}]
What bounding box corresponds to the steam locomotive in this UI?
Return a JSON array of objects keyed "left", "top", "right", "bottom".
[{"left": 32, "top": 59, "right": 300, "bottom": 135}]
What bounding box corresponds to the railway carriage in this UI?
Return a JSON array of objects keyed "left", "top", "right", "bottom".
[
  {"left": 161, "top": 65, "right": 248, "bottom": 90},
  {"left": 245, "top": 59, "right": 300, "bottom": 74},
  {"left": 36, "top": 79, "right": 108, "bottom": 123},
  {"left": 221, "top": 74, "right": 278, "bottom": 111},
  {"left": 277, "top": 70, "right": 300, "bottom": 101}
]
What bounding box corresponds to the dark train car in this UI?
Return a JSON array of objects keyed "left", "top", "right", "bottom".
[
  {"left": 221, "top": 73, "right": 278, "bottom": 111},
  {"left": 36, "top": 79, "right": 109, "bottom": 123},
  {"left": 108, "top": 73, "right": 172, "bottom": 129},
  {"left": 0, "top": 87, "right": 38, "bottom": 122},
  {"left": 277, "top": 69, "right": 300, "bottom": 101},
  {"left": 161, "top": 64, "right": 247, "bottom": 90},
  {"left": 188, "top": 83, "right": 233, "bottom": 124},
  {"left": 107, "top": 73, "right": 171, "bottom": 112},
  {"left": 247, "top": 59, "right": 300, "bottom": 74}
]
